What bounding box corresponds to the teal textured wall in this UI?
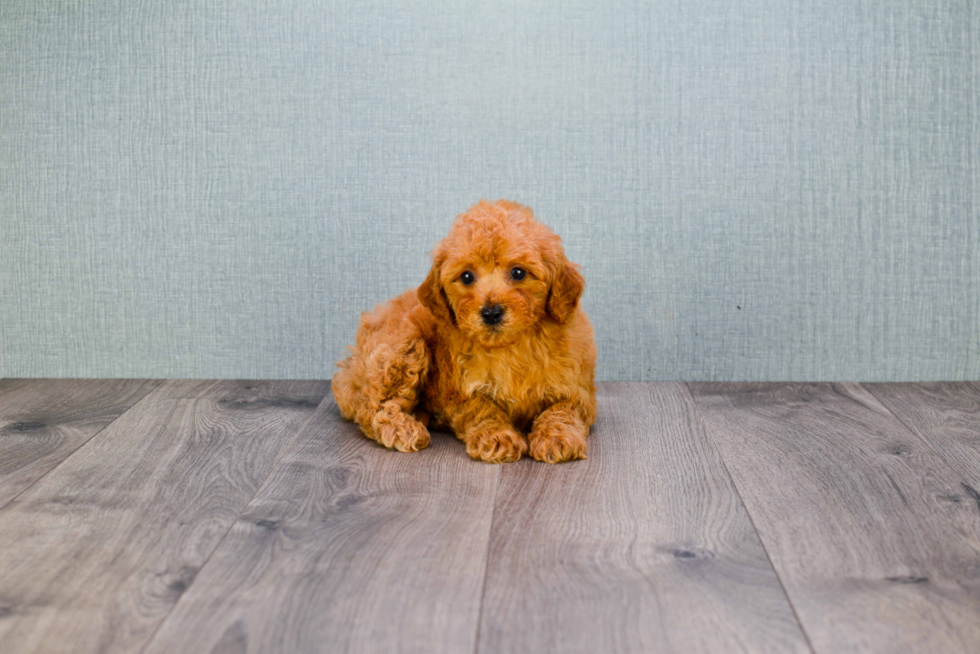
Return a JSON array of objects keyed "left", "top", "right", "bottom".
[{"left": 1, "top": 1, "right": 977, "bottom": 380}]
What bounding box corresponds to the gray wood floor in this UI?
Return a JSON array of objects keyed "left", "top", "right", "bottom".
[{"left": 0, "top": 381, "right": 977, "bottom": 654}]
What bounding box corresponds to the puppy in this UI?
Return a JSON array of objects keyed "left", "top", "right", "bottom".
[{"left": 332, "top": 200, "right": 596, "bottom": 463}]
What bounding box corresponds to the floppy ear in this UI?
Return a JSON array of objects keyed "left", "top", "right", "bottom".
[
  {"left": 418, "top": 260, "right": 455, "bottom": 324},
  {"left": 547, "top": 258, "right": 585, "bottom": 323}
]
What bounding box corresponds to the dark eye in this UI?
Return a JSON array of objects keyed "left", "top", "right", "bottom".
[
  {"left": 460, "top": 271, "right": 475, "bottom": 285},
  {"left": 510, "top": 267, "right": 527, "bottom": 281}
]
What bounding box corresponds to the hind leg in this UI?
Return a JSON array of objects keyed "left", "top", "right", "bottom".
[
  {"left": 364, "top": 397, "right": 430, "bottom": 452},
  {"left": 332, "top": 302, "right": 431, "bottom": 452}
]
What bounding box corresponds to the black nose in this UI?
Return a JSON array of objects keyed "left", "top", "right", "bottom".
[{"left": 481, "top": 304, "right": 505, "bottom": 326}]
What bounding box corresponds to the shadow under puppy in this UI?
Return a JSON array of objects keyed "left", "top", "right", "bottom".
[{"left": 333, "top": 200, "right": 596, "bottom": 463}]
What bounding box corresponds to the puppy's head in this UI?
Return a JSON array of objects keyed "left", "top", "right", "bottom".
[{"left": 419, "top": 200, "right": 584, "bottom": 347}]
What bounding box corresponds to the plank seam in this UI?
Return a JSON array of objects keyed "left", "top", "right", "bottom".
[
  {"left": 682, "top": 382, "right": 820, "bottom": 654},
  {"left": 0, "top": 379, "right": 163, "bottom": 512},
  {"left": 852, "top": 383, "right": 978, "bottom": 653},
  {"left": 471, "top": 465, "right": 503, "bottom": 654},
  {"left": 859, "top": 386, "right": 922, "bottom": 441},
  {"left": 137, "top": 387, "right": 335, "bottom": 654},
  {"left": 861, "top": 382, "right": 979, "bottom": 495}
]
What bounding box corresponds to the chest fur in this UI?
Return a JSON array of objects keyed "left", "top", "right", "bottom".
[{"left": 454, "top": 335, "right": 570, "bottom": 425}]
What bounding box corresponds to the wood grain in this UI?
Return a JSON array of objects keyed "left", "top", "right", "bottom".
[
  {"left": 689, "top": 382, "right": 980, "bottom": 654},
  {"left": 865, "top": 382, "right": 980, "bottom": 490},
  {"left": 477, "top": 382, "right": 810, "bottom": 654},
  {"left": 142, "top": 395, "right": 501, "bottom": 654},
  {"left": 0, "top": 379, "right": 329, "bottom": 654},
  {"left": 0, "top": 379, "right": 161, "bottom": 509}
]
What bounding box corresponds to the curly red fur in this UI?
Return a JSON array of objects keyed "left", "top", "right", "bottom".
[{"left": 332, "top": 200, "right": 597, "bottom": 463}]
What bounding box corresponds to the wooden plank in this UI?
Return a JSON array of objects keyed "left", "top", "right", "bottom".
[
  {"left": 689, "top": 382, "right": 980, "bottom": 654},
  {"left": 865, "top": 382, "right": 980, "bottom": 490},
  {"left": 0, "top": 379, "right": 329, "bottom": 654},
  {"left": 142, "top": 394, "right": 501, "bottom": 654},
  {"left": 149, "top": 379, "right": 327, "bottom": 403},
  {"left": 0, "top": 379, "right": 161, "bottom": 509},
  {"left": 477, "top": 383, "right": 810, "bottom": 654}
]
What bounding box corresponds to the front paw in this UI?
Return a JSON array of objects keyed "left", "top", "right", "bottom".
[
  {"left": 529, "top": 423, "right": 587, "bottom": 463},
  {"left": 464, "top": 427, "right": 527, "bottom": 464},
  {"left": 371, "top": 407, "right": 430, "bottom": 452}
]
